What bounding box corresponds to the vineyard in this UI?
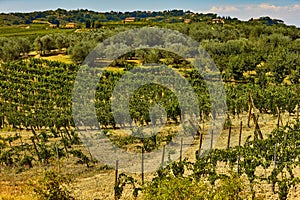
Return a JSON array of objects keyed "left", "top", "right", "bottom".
[
  {"left": 0, "top": 9, "right": 299, "bottom": 199},
  {"left": 116, "top": 120, "right": 300, "bottom": 200},
  {"left": 0, "top": 57, "right": 298, "bottom": 199}
]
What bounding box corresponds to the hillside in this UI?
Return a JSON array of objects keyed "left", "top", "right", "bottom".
[
  {"left": 0, "top": 9, "right": 289, "bottom": 27},
  {"left": 0, "top": 8, "right": 300, "bottom": 200}
]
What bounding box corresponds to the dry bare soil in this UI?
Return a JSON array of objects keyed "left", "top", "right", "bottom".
[{"left": 0, "top": 112, "right": 299, "bottom": 200}]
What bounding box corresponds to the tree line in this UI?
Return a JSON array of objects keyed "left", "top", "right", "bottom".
[{"left": 0, "top": 19, "right": 298, "bottom": 80}]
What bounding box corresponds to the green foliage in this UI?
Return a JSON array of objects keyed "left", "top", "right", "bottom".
[
  {"left": 0, "top": 14, "right": 299, "bottom": 200},
  {"left": 68, "top": 40, "right": 96, "bottom": 64},
  {"left": 114, "top": 173, "right": 142, "bottom": 199},
  {"left": 0, "top": 9, "right": 218, "bottom": 26},
  {"left": 0, "top": 129, "right": 91, "bottom": 169},
  {"left": 117, "top": 121, "right": 300, "bottom": 200},
  {"left": 0, "top": 59, "right": 78, "bottom": 130},
  {"left": 143, "top": 170, "right": 249, "bottom": 200},
  {"left": 69, "top": 149, "right": 92, "bottom": 167},
  {"left": 33, "top": 170, "right": 74, "bottom": 200},
  {"left": 0, "top": 24, "right": 73, "bottom": 37},
  {"left": 0, "top": 37, "right": 30, "bottom": 61}
]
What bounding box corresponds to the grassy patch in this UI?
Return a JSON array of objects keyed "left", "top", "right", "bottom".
[
  {"left": 0, "top": 24, "right": 74, "bottom": 37},
  {"left": 37, "top": 54, "right": 74, "bottom": 64}
]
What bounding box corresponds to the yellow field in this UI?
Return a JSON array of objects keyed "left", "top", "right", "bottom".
[{"left": 38, "top": 54, "right": 74, "bottom": 64}]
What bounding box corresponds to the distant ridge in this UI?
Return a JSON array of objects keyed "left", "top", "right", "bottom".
[{"left": 0, "top": 8, "right": 288, "bottom": 27}]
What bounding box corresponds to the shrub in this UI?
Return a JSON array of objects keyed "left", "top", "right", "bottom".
[
  {"left": 143, "top": 171, "right": 250, "bottom": 200},
  {"left": 33, "top": 170, "right": 74, "bottom": 200}
]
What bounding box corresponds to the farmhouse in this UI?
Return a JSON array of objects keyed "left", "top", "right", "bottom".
[
  {"left": 49, "top": 23, "right": 58, "bottom": 28},
  {"left": 212, "top": 18, "right": 225, "bottom": 24},
  {"left": 184, "top": 19, "right": 191, "bottom": 23},
  {"left": 65, "top": 22, "right": 76, "bottom": 28},
  {"left": 124, "top": 17, "right": 136, "bottom": 22}
]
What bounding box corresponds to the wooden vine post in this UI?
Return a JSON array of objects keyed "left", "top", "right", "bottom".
[
  {"left": 114, "top": 160, "right": 119, "bottom": 200},
  {"left": 247, "top": 90, "right": 253, "bottom": 128},
  {"left": 247, "top": 89, "right": 263, "bottom": 139},
  {"left": 180, "top": 138, "right": 183, "bottom": 162},
  {"left": 237, "top": 121, "right": 242, "bottom": 174},
  {"left": 189, "top": 119, "right": 201, "bottom": 139},
  {"left": 254, "top": 114, "right": 263, "bottom": 140},
  {"left": 31, "top": 137, "right": 40, "bottom": 162},
  {"left": 55, "top": 143, "right": 60, "bottom": 173},
  {"left": 142, "top": 148, "right": 144, "bottom": 185},
  {"left": 276, "top": 106, "right": 283, "bottom": 128},
  {"left": 161, "top": 145, "right": 165, "bottom": 166},
  {"left": 188, "top": 119, "right": 203, "bottom": 159},
  {"left": 296, "top": 87, "right": 300, "bottom": 120},
  {"left": 297, "top": 104, "right": 299, "bottom": 120},
  {"left": 198, "top": 133, "right": 203, "bottom": 158},
  {"left": 210, "top": 130, "right": 213, "bottom": 150},
  {"left": 227, "top": 123, "right": 232, "bottom": 149}
]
